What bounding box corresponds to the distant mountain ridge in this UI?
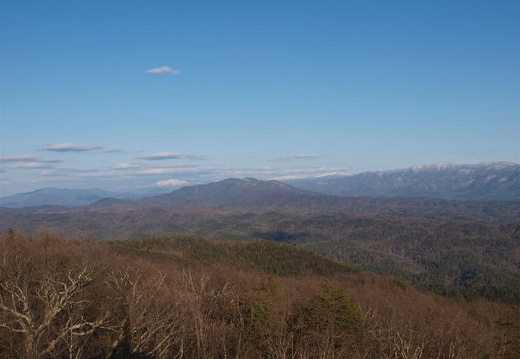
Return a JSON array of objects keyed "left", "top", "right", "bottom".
[
  {"left": 0, "top": 188, "right": 140, "bottom": 208},
  {"left": 284, "top": 162, "right": 520, "bottom": 201}
]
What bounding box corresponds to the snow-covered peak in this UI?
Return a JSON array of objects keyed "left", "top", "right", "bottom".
[{"left": 409, "top": 163, "right": 457, "bottom": 171}]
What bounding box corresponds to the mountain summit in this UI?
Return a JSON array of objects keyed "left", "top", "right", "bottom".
[{"left": 141, "top": 178, "right": 324, "bottom": 207}]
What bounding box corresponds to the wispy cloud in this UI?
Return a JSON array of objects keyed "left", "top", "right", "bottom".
[
  {"left": 104, "top": 148, "right": 122, "bottom": 153},
  {"left": 207, "top": 165, "right": 349, "bottom": 180},
  {"left": 137, "top": 152, "right": 206, "bottom": 161},
  {"left": 136, "top": 165, "right": 209, "bottom": 175},
  {"left": 0, "top": 155, "right": 40, "bottom": 162},
  {"left": 267, "top": 154, "right": 321, "bottom": 162},
  {"left": 136, "top": 168, "right": 180, "bottom": 175},
  {"left": 1, "top": 155, "right": 61, "bottom": 170},
  {"left": 40, "top": 142, "right": 103, "bottom": 152},
  {"left": 114, "top": 163, "right": 142, "bottom": 170},
  {"left": 448, "top": 150, "right": 476, "bottom": 155},
  {"left": 8, "top": 162, "right": 54, "bottom": 169},
  {"left": 272, "top": 169, "right": 349, "bottom": 181},
  {"left": 145, "top": 66, "right": 181, "bottom": 75}
]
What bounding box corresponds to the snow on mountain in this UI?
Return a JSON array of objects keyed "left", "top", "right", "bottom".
[{"left": 284, "top": 162, "right": 520, "bottom": 201}]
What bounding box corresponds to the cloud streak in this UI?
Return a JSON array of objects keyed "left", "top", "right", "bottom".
[
  {"left": 40, "top": 142, "right": 103, "bottom": 152},
  {"left": 1, "top": 155, "right": 61, "bottom": 170},
  {"left": 137, "top": 152, "right": 206, "bottom": 161},
  {"left": 145, "top": 66, "right": 181, "bottom": 75},
  {"left": 136, "top": 167, "right": 199, "bottom": 175},
  {"left": 267, "top": 154, "right": 321, "bottom": 162},
  {"left": 0, "top": 155, "right": 40, "bottom": 162},
  {"left": 8, "top": 162, "right": 55, "bottom": 169},
  {"left": 114, "top": 163, "right": 142, "bottom": 170}
]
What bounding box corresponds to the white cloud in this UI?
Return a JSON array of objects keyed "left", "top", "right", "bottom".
[
  {"left": 136, "top": 166, "right": 208, "bottom": 175},
  {"left": 272, "top": 169, "right": 349, "bottom": 181},
  {"left": 271, "top": 175, "right": 308, "bottom": 181},
  {"left": 145, "top": 66, "right": 181, "bottom": 75},
  {"left": 137, "top": 152, "right": 206, "bottom": 161},
  {"left": 114, "top": 163, "right": 142, "bottom": 170},
  {"left": 9, "top": 162, "right": 52, "bottom": 169},
  {"left": 0, "top": 155, "right": 40, "bottom": 162},
  {"left": 137, "top": 168, "right": 179, "bottom": 175},
  {"left": 137, "top": 152, "right": 182, "bottom": 160},
  {"left": 154, "top": 179, "right": 189, "bottom": 187},
  {"left": 267, "top": 154, "right": 321, "bottom": 162},
  {"left": 41, "top": 170, "right": 60, "bottom": 176},
  {"left": 40, "top": 142, "right": 103, "bottom": 152}
]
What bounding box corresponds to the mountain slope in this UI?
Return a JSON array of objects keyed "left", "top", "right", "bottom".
[{"left": 285, "top": 162, "right": 520, "bottom": 200}]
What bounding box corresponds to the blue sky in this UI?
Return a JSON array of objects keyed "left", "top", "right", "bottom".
[{"left": 1, "top": 0, "right": 519, "bottom": 196}]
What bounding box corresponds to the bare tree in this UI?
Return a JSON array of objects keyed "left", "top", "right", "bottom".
[
  {"left": 0, "top": 236, "right": 105, "bottom": 358},
  {"left": 107, "top": 267, "right": 185, "bottom": 359}
]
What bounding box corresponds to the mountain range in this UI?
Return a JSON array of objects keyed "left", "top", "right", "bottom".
[
  {"left": 1, "top": 162, "right": 518, "bottom": 208},
  {"left": 284, "top": 162, "right": 520, "bottom": 201}
]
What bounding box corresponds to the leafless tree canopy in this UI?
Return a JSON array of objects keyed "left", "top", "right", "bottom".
[{"left": 1, "top": 231, "right": 518, "bottom": 358}]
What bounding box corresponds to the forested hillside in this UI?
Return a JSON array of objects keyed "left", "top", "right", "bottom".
[
  {"left": 1, "top": 196, "right": 518, "bottom": 304},
  {"left": 1, "top": 231, "right": 518, "bottom": 359}
]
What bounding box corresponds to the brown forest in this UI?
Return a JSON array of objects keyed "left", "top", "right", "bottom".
[{"left": 1, "top": 231, "right": 518, "bottom": 359}]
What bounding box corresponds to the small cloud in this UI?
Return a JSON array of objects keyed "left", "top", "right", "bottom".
[
  {"left": 104, "top": 148, "right": 122, "bottom": 153},
  {"left": 138, "top": 152, "right": 182, "bottom": 160},
  {"left": 114, "top": 163, "right": 142, "bottom": 170},
  {"left": 145, "top": 66, "right": 181, "bottom": 75},
  {"left": 137, "top": 152, "right": 206, "bottom": 161},
  {"left": 1, "top": 155, "right": 61, "bottom": 164},
  {"left": 41, "top": 170, "right": 61, "bottom": 176},
  {"left": 40, "top": 142, "right": 103, "bottom": 152},
  {"left": 136, "top": 166, "right": 206, "bottom": 175},
  {"left": 267, "top": 154, "right": 321, "bottom": 162},
  {"left": 9, "top": 162, "right": 52, "bottom": 169},
  {"left": 137, "top": 168, "right": 179, "bottom": 175},
  {"left": 0, "top": 155, "right": 40, "bottom": 162},
  {"left": 272, "top": 175, "right": 308, "bottom": 181},
  {"left": 71, "top": 168, "right": 99, "bottom": 173},
  {"left": 448, "top": 150, "right": 474, "bottom": 155},
  {"left": 154, "top": 179, "right": 189, "bottom": 188}
]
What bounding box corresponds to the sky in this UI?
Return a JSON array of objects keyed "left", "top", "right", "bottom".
[{"left": 1, "top": 0, "right": 519, "bottom": 196}]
